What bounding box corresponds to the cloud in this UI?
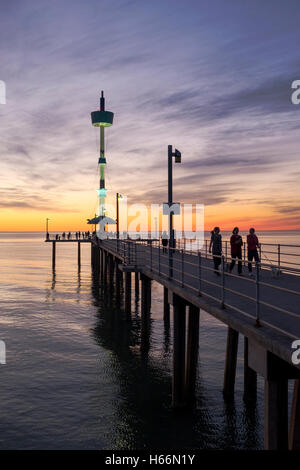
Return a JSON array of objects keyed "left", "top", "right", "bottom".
[{"left": 0, "top": 0, "right": 300, "bottom": 228}]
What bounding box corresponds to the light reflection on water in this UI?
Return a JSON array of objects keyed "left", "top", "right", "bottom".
[{"left": 1, "top": 231, "right": 297, "bottom": 449}]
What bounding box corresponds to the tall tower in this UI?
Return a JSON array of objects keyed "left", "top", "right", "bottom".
[{"left": 91, "top": 91, "right": 114, "bottom": 227}]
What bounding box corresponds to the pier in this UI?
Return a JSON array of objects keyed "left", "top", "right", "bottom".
[
  {"left": 44, "top": 91, "right": 300, "bottom": 450},
  {"left": 46, "top": 235, "right": 300, "bottom": 450}
]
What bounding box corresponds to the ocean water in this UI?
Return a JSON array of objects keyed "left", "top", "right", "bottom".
[{"left": 0, "top": 231, "right": 298, "bottom": 450}]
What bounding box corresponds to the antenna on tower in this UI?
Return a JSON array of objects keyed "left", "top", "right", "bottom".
[{"left": 100, "top": 90, "right": 105, "bottom": 111}]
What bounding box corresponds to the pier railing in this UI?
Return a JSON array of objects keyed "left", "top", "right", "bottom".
[
  {"left": 176, "top": 238, "right": 300, "bottom": 274},
  {"left": 99, "top": 238, "right": 300, "bottom": 341}
]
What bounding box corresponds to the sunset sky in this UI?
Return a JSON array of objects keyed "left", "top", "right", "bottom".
[{"left": 0, "top": 0, "right": 300, "bottom": 232}]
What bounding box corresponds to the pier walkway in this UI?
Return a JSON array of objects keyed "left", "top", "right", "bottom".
[{"left": 100, "top": 239, "right": 300, "bottom": 350}]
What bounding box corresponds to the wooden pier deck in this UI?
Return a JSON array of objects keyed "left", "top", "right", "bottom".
[{"left": 99, "top": 239, "right": 300, "bottom": 346}]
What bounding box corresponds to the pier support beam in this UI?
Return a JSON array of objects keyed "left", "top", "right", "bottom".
[
  {"left": 109, "top": 255, "right": 114, "bottom": 288},
  {"left": 135, "top": 272, "right": 139, "bottom": 298},
  {"left": 141, "top": 274, "right": 151, "bottom": 353},
  {"left": 104, "top": 251, "right": 108, "bottom": 284},
  {"left": 243, "top": 337, "right": 257, "bottom": 403},
  {"left": 125, "top": 272, "right": 131, "bottom": 315},
  {"left": 96, "top": 247, "right": 100, "bottom": 272},
  {"left": 185, "top": 304, "right": 200, "bottom": 404},
  {"left": 289, "top": 379, "right": 300, "bottom": 450},
  {"left": 100, "top": 249, "right": 104, "bottom": 279},
  {"left": 77, "top": 242, "right": 81, "bottom": 268},
  {"left": 172, "top": 294, "right": 186, "bottom": 408},
  {"left": 141, "top": 274, "right": 151, "bottom": 317},
  {"left": 247, "top": 342, "right": 299, "bottom": 450},
  {"left": 163, "top": 287, "right": 170, "bottom": 320},
  {"left": 115, "top": 260, "right": 121, "bottom": 305},
  {"left": 92, "top": 245, "right": 100, "bottom": 273},
  {"left": 52, "top": 241, "right": 56, "bottom": 270},
  {"left": 223, "top": 327, "right": 239, "bottom": 400},
  {"left": 264, "top": 378, "right": 288, "bottom": 450}
]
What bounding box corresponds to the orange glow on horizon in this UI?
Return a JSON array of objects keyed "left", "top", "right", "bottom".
[{"left": 1, "top": 201, "right": 299, "bottom": 232}]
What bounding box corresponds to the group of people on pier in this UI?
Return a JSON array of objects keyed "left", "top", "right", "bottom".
[
  {"left": 52, "top": 231, "right": 91, "bottom": 241},
  {"left": 209, "top": 227, "right": 260, "bottom": 278}
]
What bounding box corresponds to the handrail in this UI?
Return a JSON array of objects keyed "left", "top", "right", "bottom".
[{"left": 97, "top": 238, "right": 299, "bottom": 341}]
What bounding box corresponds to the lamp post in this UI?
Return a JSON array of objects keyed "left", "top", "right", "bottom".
[
  {"left": 46, "top": 218, "right": 50, "bottom": 240},
  {"left": 116, "top": 193, "right": 123, "bottom": 239},
  {"left": 168, "top": 145, "right": 181, "bottom": 249},
  {"left": 167, "top": 145, "right": 181, "bottom": 278}
]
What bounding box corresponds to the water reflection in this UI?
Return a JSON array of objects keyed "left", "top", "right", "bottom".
[
  {"left": 90, "top": 275, "right": 217, "bottom": 449},
  {"left": 88, "top": 270, "right": 263, "bottom": 449}
]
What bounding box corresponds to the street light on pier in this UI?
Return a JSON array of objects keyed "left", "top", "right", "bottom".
[
  {"left": 116, "top": 193, "right": 123, "bottom": 239},
  {"left": 167, "top": 145, "right": 181, "bottom": 249},
  {"left": 164, "top": 145, "right": 182, "bottom": 278},
  {"left": 46, "top": 218, "right": 50, "bottom": 240}
]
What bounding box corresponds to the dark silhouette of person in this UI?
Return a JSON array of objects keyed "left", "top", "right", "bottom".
[
  {"left": 209, "top": 227, "right": 222, "bottom": 275},
  {"left": 229, "top": 227, "right": 243, "bottom": 275},
  {"left": 162, "top": 231, "right": 168, "bottom": 253},
  {"left": 247, "top": 228, "right": 260, "bottom": 277}
]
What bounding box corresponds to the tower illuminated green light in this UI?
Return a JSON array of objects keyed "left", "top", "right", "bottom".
[{"left": 91, "top": 91, "right": 114, "bottom": 227}]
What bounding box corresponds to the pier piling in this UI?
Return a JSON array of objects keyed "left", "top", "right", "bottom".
[
  {"left": 77, "top": 242, "right": 81, "bottom": 268},
  {"left": 223, "top": 327, "right": 239, "bottom": 400},
  {"left": 109, "top": 254, "right": 114, "bottom": 288},
  {"left": 243, "top": 337, "right": 257, "bottom": 403},
  {"left": 135, "top": 272, "right": 139, "bottom": 298},
  {"left": 172, "top": 294, "right": 186, "bottom": 408},
  {"left": 125, "top": 272, "right": 132, "bottom": 315},
  {"left": 140, "top": 274, "right": 151, "bottom": 353},
  {"left": 185, "top": 304, "right": 200, "bottom": 404},
  {"left": 115, "top": 260, "right": 121, "bottom": 304},
  {"left": 141, "top": 274, "right": 151, "bottom": 316},
  {"left": 289, "top": 379, "right": 300, "bottom": 450},
  {"left": 264, "top": 378, "right": 288, "bottom": 449},
  {"left": 52, "top": 241, "right": 56, "bottom": 270},
  {"left": 163, "top": 286, "right": 170, "bottom": 320}
]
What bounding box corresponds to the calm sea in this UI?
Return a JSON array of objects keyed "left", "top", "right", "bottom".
[{"left": 0, "top": 231, "right": 299, "bottom": 450}]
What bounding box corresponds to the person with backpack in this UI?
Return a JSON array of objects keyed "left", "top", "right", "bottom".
[{"left": 229, "top": 227, "right": 243, "bottom": 275}]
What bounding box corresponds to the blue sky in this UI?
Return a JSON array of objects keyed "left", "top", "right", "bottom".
[{"left": 0, "top": 0, "right": 300, "bottom": 229}]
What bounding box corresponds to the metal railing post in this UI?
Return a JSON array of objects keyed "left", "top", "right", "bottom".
[
  {"left": 278, "top": 244, "right": 280, "bottom": 270},
  {"left": 158, "top": 242, "right": 161, "bottom": 276},
  {"left": 243, "top": 243, "right": 246, "bottom": 267},
  {"left": 259, "top": 244, "right": 262, "bottom": 268},
  {"left": 205, "top": 239, "right": 208, "bottom": 258},
  {"left": 221, "top": 255, "right": 225, "bottom": 309},
  {"left": 181, "top": 249, "right": 184, "bottom": 287},
  {"left": 255, "top": 262, "right": 261, "bottom": 327},
  {"left": 150, "top": 241, "right": 153, "bottom": 271},
  {"left": 198, "top": 251, "right": 202, "bottom": 296}
]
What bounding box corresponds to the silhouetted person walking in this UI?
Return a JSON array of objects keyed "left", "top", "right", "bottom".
[
  {"left": 162, "top": 231, "right": 168, "bottom": 253},
  {"left": 247, "top": 227, "right": 260, "bottom": 278},
  {"left": 229, "top": 227, "right": 243, "bottom": 275},
  {"left": 209, "top": 227, "right": 222, "bottom": 275}
]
